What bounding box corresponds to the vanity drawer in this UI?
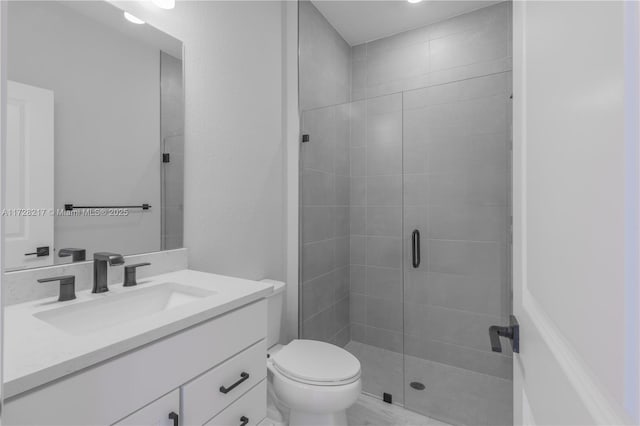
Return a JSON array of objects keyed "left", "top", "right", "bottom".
[
  {"left": 204, "top": 380, "right": 266, "bottom": 426},
  {"left": 114, "top": 389, "right": 179, "bottom": 426},
  {"left": 182, "top": 340, "right": 266, "bottom": 426}
]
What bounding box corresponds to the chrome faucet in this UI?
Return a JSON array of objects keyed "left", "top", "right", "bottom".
[{"left": 93, "top": 252, "right": 125, "bottom": 293}]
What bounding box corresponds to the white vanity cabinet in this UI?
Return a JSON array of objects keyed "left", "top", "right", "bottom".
[{"left": 4, "top": 300, "right": 268, "bottom": 426}]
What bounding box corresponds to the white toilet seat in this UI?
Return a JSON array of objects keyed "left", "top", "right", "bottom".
[
  {"left": 268, "top": 340, "right": 362, "bottom": 426},
  {"left": 271, "top": 340, "right": 361, "bottom": 386},
  {"left": 271, "top": 363, "right": 360, "bottom": 386}
]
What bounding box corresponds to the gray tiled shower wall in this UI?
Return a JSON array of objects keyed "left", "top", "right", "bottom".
[
  {"left": 299, "top": 1, "right": 353, "bottom": 345},
  {"left": 300, "top": 0, "right": 513, "bottom": 382},
  {"left": 299, "top": 1, "right": 351, "bottom": 111},
  {"left": 348, "top": 93, "right": 405, "bottom": 354},
  {"left": 301, "top": 104, "right": 351, "bottom": 345},
  {"left": 351, "top": 2, "right": 512, "bottom": 101},
  {"left": 160, "top": 52, "right": 185, "bottom": 250}
]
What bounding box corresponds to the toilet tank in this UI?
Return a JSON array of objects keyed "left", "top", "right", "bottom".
[{"left": 261, "top": 279, "right": 286, "bottom": 348}]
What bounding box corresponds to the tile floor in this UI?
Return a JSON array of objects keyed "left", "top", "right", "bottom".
[
  {"left": 260, "top": 394, "right": 451, "bottom": 426},
  {"left": 345, "top": 341, "right": 513, "bottom": 426}
]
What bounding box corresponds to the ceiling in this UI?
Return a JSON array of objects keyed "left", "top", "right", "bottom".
[
  {"left": 311, "top": 0, "right": 502, "bottom": 46},
  {"left": 61, "top": 1, "right": 183, "bottom": 59}
]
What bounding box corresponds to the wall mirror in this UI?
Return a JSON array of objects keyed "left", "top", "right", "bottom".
[{"left": 5, "top": 0, "right": 184, "bottom": 271}]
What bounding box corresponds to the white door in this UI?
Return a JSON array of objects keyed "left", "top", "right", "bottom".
[
  {"left": 5, "top": 81, "right": 54, "bottom": 270},
  {"left": 513, "top": 1, "right": 635, "bottom": 424}
]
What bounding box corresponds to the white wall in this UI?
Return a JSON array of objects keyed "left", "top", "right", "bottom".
[
  {"left": 108, "top": 1, "right": 287, "bottom": 285},
  {"left": 7, "top": 1, "right": 162, "bottom": 259}
]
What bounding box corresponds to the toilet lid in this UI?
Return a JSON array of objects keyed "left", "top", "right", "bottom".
[{"left": 272, "top": 340, "right": 361, "bottom": 385}]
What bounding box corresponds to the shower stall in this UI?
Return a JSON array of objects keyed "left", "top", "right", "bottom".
[{"left": 299, "top": 2, "right": 513, "bottom": 425}]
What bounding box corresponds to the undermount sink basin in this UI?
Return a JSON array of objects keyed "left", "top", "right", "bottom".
[{"left": 34, "top": 283, "right": 215, "bottom": 335}]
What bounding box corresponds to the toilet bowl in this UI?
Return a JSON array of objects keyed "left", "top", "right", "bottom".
[{"left": 262, "top": 280, "right": 361, "bottom": 426}]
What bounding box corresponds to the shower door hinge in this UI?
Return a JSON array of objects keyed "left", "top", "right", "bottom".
[{"left": 162, "top": 153, "right": 170, "bottom": 163}]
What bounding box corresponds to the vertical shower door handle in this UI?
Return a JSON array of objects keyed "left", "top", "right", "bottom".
[{"left": 412, "top": 229, "right": 421, "bottom": 268}]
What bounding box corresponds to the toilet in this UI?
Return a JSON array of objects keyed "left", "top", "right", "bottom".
[{"left": 262, "top": 279, "right": 361, "bottom": 426}]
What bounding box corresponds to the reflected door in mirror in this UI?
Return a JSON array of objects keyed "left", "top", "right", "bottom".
[{"left": 6, "top": 81, "right": 54, "bottom": 270}]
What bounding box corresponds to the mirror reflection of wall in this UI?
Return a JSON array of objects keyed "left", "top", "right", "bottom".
[{"left": 5, "top": 1, "right": 184, "bottom": 271}]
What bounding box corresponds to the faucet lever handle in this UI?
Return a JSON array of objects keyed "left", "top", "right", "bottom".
[
  {"left": 123, "top": 262, "right": 151, "bottom": 287},
  {"left": 125, "top": 262, "right": 151, "bottom": 269},
  {"left": 58, "top": 248, "right": 86, "bottom": 262},
  {"left": 38, "top": 275, "right": 76, "bottom": 302}
]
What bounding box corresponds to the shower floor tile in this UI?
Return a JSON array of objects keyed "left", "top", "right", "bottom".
[
  {"left": 347, "top": 393, "right": 452, "bottom": 426},
  {"left": 346, "top": 340, "right": 513, "bottom": 426},
  {"left": 345, "top": 340, "right": 405, "bottom": 404}
]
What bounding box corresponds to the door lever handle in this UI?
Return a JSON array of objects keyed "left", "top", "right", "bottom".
[
  {"left": 24, "top": 246, "right": 50, "bottom": 257},
  {"left": 168, "top": 412, "right": 178, "bottom": 426},
  {"left": 489, "top": 314, "right": 519, "bottom": 353}
]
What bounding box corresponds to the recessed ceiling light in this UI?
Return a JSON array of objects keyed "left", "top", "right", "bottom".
[
  {"left": 151, "top": 0, "right": 175, "bottom": 10},
  {"left": 408, "top": 0, "right": 423, "bottom": 3},
  {"left": 124, "top": 11, "right": 145, "bottom": 24}
]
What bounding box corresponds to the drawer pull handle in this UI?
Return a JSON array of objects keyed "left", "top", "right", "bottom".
[
  {"left": 240, "top": 416, "right": 249, "bottom": 426},
  {"left": 168, "top": 411, "right": 179, "bottom": 426},
  {"left": 219, "top": 372, "right": 250, "bottom": 394}
]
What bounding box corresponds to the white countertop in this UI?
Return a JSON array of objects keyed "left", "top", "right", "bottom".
[{"left": 3, "top": 269, "right": 274, "bottom": 398}]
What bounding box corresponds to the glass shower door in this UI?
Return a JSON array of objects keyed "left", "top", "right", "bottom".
[
  {"left": 299, "top": 101, "right": 352, "bottom": 346},
  {"left": 300, "top": 93, "right": 406, "bottom": 405},
  {"left": 299, "top": 73, "right": 513, "bottom": 425},
  {"left": 402, "top": 73, "right": 513, "bottom": 426}
]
